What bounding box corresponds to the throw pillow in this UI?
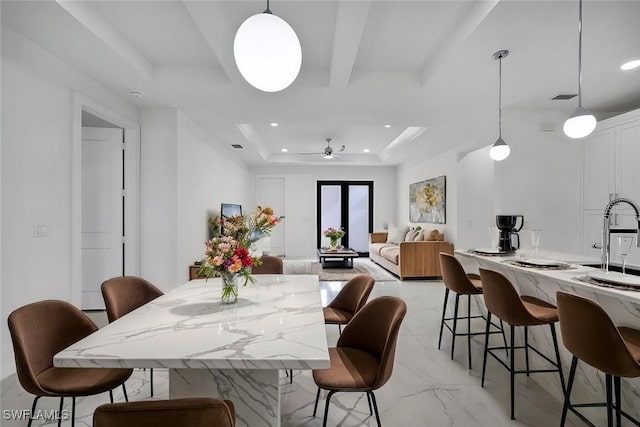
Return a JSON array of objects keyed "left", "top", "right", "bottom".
[
  {"left": 414, "top": 230, "right": 424, "bottom": 241},
  {"left": 405, "top": 228, "right": 419, "bottom": 241},
  {"left": 387, "top": 224, "right": 409, "bottom": 244},
  {"left": 426, "top": 229, "right": 440, "bottom": 241}
]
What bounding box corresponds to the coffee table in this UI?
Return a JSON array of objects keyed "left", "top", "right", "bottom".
[{"left": 317, "top": 248, "right": 359, "bottom": 268}]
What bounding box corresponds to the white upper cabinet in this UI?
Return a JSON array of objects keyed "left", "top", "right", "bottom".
[
  {"left": 583, "top": 129, "right": 616, "bottom": 210},
  {"left": 617, "top": 120, "right": 640, "bottom": 205}
]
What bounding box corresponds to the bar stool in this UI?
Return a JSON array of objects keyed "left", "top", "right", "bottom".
[
  {"left": 438, "top": 253, "right": 508, "bottom": 369},
  {"left": 557, "top": 291, "right": 640, "bottom": 427},
  {"left": 479, "top": 268, "right": 566, "bottom": 420}
]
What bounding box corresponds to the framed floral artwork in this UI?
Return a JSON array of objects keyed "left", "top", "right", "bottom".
[{"left": 409, "top": 176, "right": 446, "bottom": 224}]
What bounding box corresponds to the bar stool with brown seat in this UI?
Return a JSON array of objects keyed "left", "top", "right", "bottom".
[
  {"left": 479, "top": 268, "right": 566, "bottom": 420},
  {"left": 312, "top": 296, "right": 407, "bottom": 427},
  {"left": 94, "top": 398, "right": 236, "bottom": 427},
  {"left": 323, "top": 274, "right": 375, "bottom": 334},
  {"left": 438, "top": 253, "right": 508, "bottom": 369},
  {"left": 8, "top": 300, "right": 133, "bottom": 427},
  {"left": 101, "top": 276, "right": 164, "bottom": 396},
  {"left": 557, "top": 291, "right": 640, "bottom": 427},
  {"left": 251, "top": 255, "right": 284, "bottom": 274}
]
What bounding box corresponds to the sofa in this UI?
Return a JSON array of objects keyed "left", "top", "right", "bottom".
[{"left": 369, "top": 230, "right": 453, "bottom": 279}]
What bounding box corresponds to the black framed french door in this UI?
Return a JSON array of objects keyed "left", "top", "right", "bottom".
[{"left": 317, "top": 181, "right": 374, "bottom": 256}]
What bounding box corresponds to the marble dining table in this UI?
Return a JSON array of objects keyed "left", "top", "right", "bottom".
[{"left": 54, "top": 275, "right": 330, "bottom": 427}]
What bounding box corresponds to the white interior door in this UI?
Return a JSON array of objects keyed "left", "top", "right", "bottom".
[
  {"left": 256, "top": 177, "right": 286, "bottom": 256},
  {"left": 81, "top": 127, "right": 123, "bottom": 309}
]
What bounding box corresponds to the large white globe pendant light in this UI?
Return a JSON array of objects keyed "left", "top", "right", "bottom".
[
  {"left": 233, "top": 0, "right": 302, "bottom": 92},
  {"left": 563, "top": 0, "right": 596, "bottom": 138},
  {"left": 489, "top": 50, "right": 511, "bottom": 162}
]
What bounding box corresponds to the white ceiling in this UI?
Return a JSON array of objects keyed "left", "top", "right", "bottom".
[{"left": 3, "top": 0, "right": 640, "bottom": 166}]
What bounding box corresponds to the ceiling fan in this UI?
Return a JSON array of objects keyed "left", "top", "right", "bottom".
[{"left": 296, "top": 138, "right": 345, "bottom": 159}]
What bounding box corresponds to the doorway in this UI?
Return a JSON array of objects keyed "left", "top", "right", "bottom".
[{"left": 317, "top": 181, "right": 373, "bottom": 256}]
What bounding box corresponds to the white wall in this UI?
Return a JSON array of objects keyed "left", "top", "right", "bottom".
[
  {"left": 176, "top": 112, "right": 250, "bottom": 284},
  {"left": 397, "top": 109, "right": 582, "bottom": 254},
  {"left": 248, "top": 165, "right": 397, "bottom": 257}
]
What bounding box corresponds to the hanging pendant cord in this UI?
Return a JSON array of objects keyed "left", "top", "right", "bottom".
[
  {"left": 264, "top": 0, "right": 272, "bottom": 14},
  {"left": 577, "top": 0, "right": 583, "bottom": 106},
  {"left": 498, "top": 55, "right": 502, "bottom": 139}
]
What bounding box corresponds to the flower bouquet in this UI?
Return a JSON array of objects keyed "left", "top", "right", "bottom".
[
  {"left": 323, "top": 226, "right": 345, "bottom": 249},
  {"left": 200, "top": 206, "right": 283, "bottom": 303}
]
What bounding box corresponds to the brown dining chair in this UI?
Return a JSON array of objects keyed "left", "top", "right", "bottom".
[
  {"left": 557, "top": 291, "right": 640, "bottom": 427},
  {"left": 438, "top": 253, "right": 508, "bottom": 369},
  {"left": 94, "top": 398, "right": 236, "bottom": 427},
  {"left": 479, "top": 268, "right": 565, "bottom": 420},
  {"left": 312, "top": 296, "right": 407, "bottom": 427},
  {"left": 323, "top": 274, "right": 375, "bottom": 334},
  {"left": 251, "top": 255, "right": 284, "bottom": 274},
  {"left": 8, "top": 300, "right": 133, "bottom": 427},
  {"left": 101, "top": 276, "right": 163, "bottom": 396}
]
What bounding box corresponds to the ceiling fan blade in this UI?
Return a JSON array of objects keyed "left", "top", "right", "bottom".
[
  {"left": 296, "top": 152, "right": 324, "bottom": 155},
  {"left": 336, "top": 145, "right": 345, "bottom": 152}
]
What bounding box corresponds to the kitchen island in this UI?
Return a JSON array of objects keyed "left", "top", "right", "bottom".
[{"left": 456, "top": 249, "right": 640, "bottom": 423}]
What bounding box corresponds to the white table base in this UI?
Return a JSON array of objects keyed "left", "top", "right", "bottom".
[{"left": 169, "top": 368, "right": 280, "bottom": 427}]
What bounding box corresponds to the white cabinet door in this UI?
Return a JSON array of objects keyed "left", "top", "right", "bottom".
[
  {"left": 583, "top": 129, "right": 616, "bottom": 210},
  {"left": 617, "top": 121, "right": 640, "bottom": 204}
]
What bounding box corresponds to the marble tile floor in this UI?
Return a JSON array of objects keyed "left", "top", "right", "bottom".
[{"left": 1, "top": 279, "right": 581, "bottom": 426}]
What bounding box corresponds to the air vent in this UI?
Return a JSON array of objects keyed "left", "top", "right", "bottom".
[
  {"left": 231, "top": 144, "right": 243, "bottom": 149},
  {"left": 550, "top": 93, "right": 577, "bottom": 100}
]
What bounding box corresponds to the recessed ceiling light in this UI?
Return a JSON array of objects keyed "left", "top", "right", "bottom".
[
  {"left": 270, "top": 122, "right": 279, "bottom": 127},
  {"left": 130, "top": 91, "right": 144, "bottom": 98},
  {"left": 621, "top": 59, "right": 640, "bottom": 71},
  {"left": 384, "top": 124, "right": 391, "bottom": 128},
  {"left": 363, "top": 149, "right": 370, "bottom": 153},
  {"left": 281, "top": 148, "right": 288, "bottom": 152}
]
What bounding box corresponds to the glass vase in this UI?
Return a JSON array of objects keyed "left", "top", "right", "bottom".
[
  {"left": 220, "top": 272, "right": 238, "bottom": 304},
  {"left": 329, "top": 238, "right": 339, "bottom": 249}
]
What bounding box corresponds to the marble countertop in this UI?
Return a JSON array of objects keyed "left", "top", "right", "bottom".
[
  {"left": 54, "top": 275, "right": 330, "bottom": 370},
  {"left": 457, "top": 249, "right": 640, "bottom": 304}
]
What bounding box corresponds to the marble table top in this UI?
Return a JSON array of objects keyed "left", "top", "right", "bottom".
[
  {"left": 457, "top": 249, "right": 640, "bottom": 304},
  {"left": 55, "top": 275, "right": 330, "bottom": 370}
]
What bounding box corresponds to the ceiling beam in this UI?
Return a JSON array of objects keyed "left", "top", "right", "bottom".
[
  {"left": 236, "top": 124, "right": 270, "bottom": 161},
  {"left": 182, "top": 1, "right": 238, "bottom": 85},
  {"left": 420, "top": 0, "right": 500, "bottom": 87},
  {"left": 379, "top": 127, "right": 428, "bottom": 161},
  {"left": 329, "top": 0, "right": 372, "bottom": 89},
  {"left": 54, "top": 1, "right": 153, "bottom": 80}
]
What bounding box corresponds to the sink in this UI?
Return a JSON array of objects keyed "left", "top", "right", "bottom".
[{"left": 584, "top": 263, "right": 640, "bottom": 277}]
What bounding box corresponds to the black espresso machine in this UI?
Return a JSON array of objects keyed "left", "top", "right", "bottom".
[{"left": 496, "top": 215, "right": 524, "bottom": 252}]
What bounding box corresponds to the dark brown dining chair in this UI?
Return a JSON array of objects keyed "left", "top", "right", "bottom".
[
  {"left": 94, "top": 398, "right": 236, "bottom": 427},
  {"left": 557, "top": 291, "right": 640, "bottom": 427},
  {"left": 251, "top": 255, "right": 284, "bottom": 274},
  {"left": 438, "top": 253, "right": 508, "bottom": 369},
  {"left": 8, "top": 300, "right": 133, "bottom": 427},
  {"left": 312, "top": 296, "right": 407, "bottom": 427},
  {"left": 323, "top": 274, "right": 375, "bottom": 334},
  {"left": 101, "top": 276, "right": 163, "bottom": 396},
  {"left": 478, "top": 268, "right": 566, "bottom": 420}
]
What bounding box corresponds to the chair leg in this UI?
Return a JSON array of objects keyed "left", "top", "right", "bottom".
[
  {"left": 150, "top": 368, "right": 154, "bottom": 397},
  {"left": 438, "top": 288, "right": 450, "bottom": 350},
  {"left": 499, "top": 319, "right": 509, "bottom": 358},
  {"left": 467, "top": 294, "right": 472, "bottom": 369},
  {"left": 481, "top": 312, "right": 492, "bottom": 387},
  {"left": 451, "top": 293, "right": 460, "bottom": 360},
  {"left": 313, "top": 387, "right": 321, "bottom": 417},
  {"left": 289, "top": 370, "right": 293, "bottom": 384},
  {"left": 606, "top": 374, "right": 613, "bottom": 427},
  {"left": 614, "top": 376, "right": 621, "bottom": 427},
  {"left": 71, "top": 396, "right": 76, "bottom": 427},
  {"left": 510, "top": 324, "right": 515, "bottom": 420},
  {"left": 560, "top": 356, "right": 578, "bottom": 427},
  {"left": 370, "top": 391, "right": 382, "bottom": 427},
  {"left": 109, "top": 390, "right": 114, "bottom": 403},
  {"left": 366, "top": 391, "right": 373, "bottom": 416},
  {"left": 27, "top": 396, "right": 41, "bottom": 427},
  {"left": 524, "top": 326, "right": 530, "bottom": 377},
  {"left": 322, "top": 390, "right": 336, "bottom": 427},
  {"left": 58, "top": 397, "right": 63, "bottom": 427},
  {"left": 123, "top": 383, "right": 129, "bottom": 402},
  {"left": 550, "top": 323, "right": 566, "bottom": 393}
]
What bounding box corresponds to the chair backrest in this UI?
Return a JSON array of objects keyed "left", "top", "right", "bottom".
[
  {"left": 93, "top": 398, "right": 235, "bottom": 427},
  {"left": 101, "top": 276, "right": 164, "bottom": 323},
  {"left": 251, "top": 256, "right": 284, "bottom": 274},
  {"left": 7, "top": 300, "right": 98, "bottom": 395},
  {"left": 338, "top": 296, "right": 407, "bottom": 389},
  {"left": 478, "top": 268, "right": 536, "bottom": 326},
  {"left": 439, "top": 252, "right": 481, "bottom": 294},
  {"left": 327, "top": 275, "right": 375, "bottom": 315},
  {"left": 557, "top": 291, "right": 640, "bottom": 377}
]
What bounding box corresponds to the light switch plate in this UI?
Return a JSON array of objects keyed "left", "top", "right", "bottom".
[{"left": 33, "top": 224, "right": 49, "bottom": 237}]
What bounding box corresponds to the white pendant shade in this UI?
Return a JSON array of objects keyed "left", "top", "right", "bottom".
[
  {"left": 490, "top": 137, "right": 510, "bottom": 161},
  {"left": 563, "top": 105, "right": 597, "bottom": 138},
  {"left": 234, "top": 13, "right": 302, "bottom": 92}
]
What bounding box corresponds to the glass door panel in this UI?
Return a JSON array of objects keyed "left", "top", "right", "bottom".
[
  {"left": 348, "top": 185, "right": 370, "bottom": 253},
  {"left": 320, "top": 185, "right": 342, "bottom": 248}
]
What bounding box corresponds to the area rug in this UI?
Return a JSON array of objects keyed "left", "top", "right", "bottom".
[{"left": 283, "top": 258, "right": 398, "bottom": 282}]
